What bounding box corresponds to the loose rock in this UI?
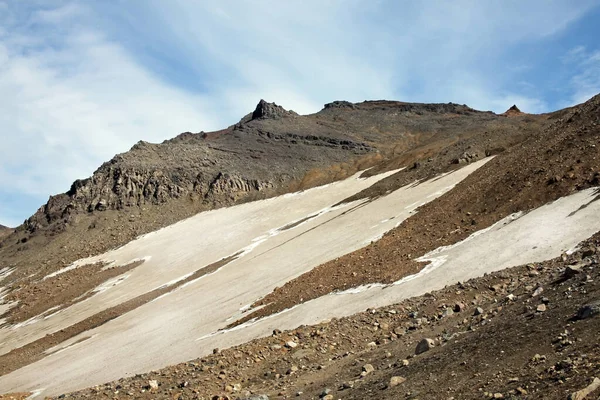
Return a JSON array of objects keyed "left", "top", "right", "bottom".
[
  {"left": 569, "top": 377, "right": 600, "bottom": 400},
  {"left": 362, "top": 364, "right": 375, "bottom": 376},
  {"left": 415, "top": 338, "right": 435, "bottom": 355},
  {"left": 536, "top": 304, "right": 547, "bottom": 312},
  {"left": 576, "top": 301, "right": 600, "bottom": 320},
  {"left": 389, "top": 376, "right": 407, "bottom": 388}
]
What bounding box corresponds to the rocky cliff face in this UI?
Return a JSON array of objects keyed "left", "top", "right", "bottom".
[{"left": 23, "top": 100, "right": 378, "bottom": 234}]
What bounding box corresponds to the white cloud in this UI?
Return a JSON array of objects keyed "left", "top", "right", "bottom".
[
  {"left": 564, "top": 46, "right": 600, "bottom": 104},
  {"left": 0, "top": 5, "right": 223, "bottom": 201}
]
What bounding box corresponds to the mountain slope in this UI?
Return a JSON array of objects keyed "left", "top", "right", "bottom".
[
  {"left": 0, "top": 99, "right": 548, "bottom": 289},
  {"left": 236, "top": 93, "right": 600, "bottom": 325},
  {"left": 1, "top": 95, "right": 599, "bottom": 398},
  {"left": 0, "top": 225, "right": 10, "bottom": 240}
]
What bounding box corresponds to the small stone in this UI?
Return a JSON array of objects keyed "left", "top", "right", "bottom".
[
  {"left": 474, "top": 307, "right": 484, "bottom": 316},
  {"left": 454, "top": 302, "right": 465, "bottom": 312},
  {"left": 389, "top": 376, "right": 406, "bottom": 388},
  {"left": 576, "top": 300, "right": 600, "bottom": 320},
  {"left": 532, "top": 286, "right": 544, "bottom": 297},
  {"left": 516, "top": 387, "right": 528, "bottom": 395},
  {"left": 393, "top": 326, "right": 405, "bottom": 336},
  {"left": 581, "top": 247, "right": 596, "bottom": 258},
  {"left": 320, "top": 388, "right": 331, "bottom": 398},
  {"left": 442, "top": 308, "right": 454, "bottom": 317},
  {"left": 493, "top": 393, "right": 504, "bottom": 399},
  {"left": 565, "top": 266, "right": 583, "bottom": 279},
  {"left": 537, "top": 304, "right": 547, "bottom": 312},
  {"left": 402, "top": 359, "right": 410, "bottom": 366},
  {"left": 322, "top": 396, "right": 334, "bottom": 400},
  {"left": 415, "top": 338, "right": 435, "bottom": 355},
  {"left": 507, "top": 294, "right": 516, "bottom": 301},
  {"left": 362, "top": 363, "right": 375, "bottom": 375},
  {"left": 569, "top": 377, "right": 600, "bottom": 400},
  {"left": 148, "top": 380, "right": 159, "bottom": 390},
  {"left": 285, "top": 341, "right": 298, "bottom": 349}
]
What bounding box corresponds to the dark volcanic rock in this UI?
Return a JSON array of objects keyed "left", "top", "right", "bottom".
[{"left": 252, "top": 99, "right": 297, "bottom": 120}]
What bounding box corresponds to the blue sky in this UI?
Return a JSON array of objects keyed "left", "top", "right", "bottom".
[{"left": 1, "top": 0, "right": 600, "bottom": 227}]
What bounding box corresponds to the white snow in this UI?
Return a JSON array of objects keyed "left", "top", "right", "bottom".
[{"left": 4, "top": 159, "right": 599, "bottom": 398}]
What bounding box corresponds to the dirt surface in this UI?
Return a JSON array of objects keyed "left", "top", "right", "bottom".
[
  {"left": 0, "top": 255, "right": 238, "bottom": 376},
  {"left": 0, "top": 226, "right": 11, "bottom": 241},
  {"left": 237, "top": 94, "right": 600, "bottom": 325},
  {"left": 50, "top": 232, "right": 600, "bottom": 400}
]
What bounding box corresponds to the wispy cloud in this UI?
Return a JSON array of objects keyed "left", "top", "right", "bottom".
[
  {"left": 0, "top": 0, "right": 599, "bottom": 226},
  {"left": 562, "top": 45, "right": 600, "bottom": 104}
]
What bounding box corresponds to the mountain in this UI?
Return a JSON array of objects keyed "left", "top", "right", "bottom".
[
  {"left": 4, "top": 95, "right": 600, "bottom": 399},
  {"left": 0, "top": 99, "right": 548, "bottom": 286},
  {"left": 237, "top": 93, "right": 600, "bottom": 325}
]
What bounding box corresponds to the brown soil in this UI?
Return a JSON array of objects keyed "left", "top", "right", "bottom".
[
  {"left": 1, "top": 260, "right": 144, "bottom": 325},
  {"left": 52, "top": 232, "right": 600, "bottom": 400},
  {"left": 0, "top": 255, "right": 237, "bottom": 376},
  {"left": 0, "top": 226, "right": 11, "bottom": 241},
  {"left": 234, "top": 93, "right": 600, "bottom": 326}
]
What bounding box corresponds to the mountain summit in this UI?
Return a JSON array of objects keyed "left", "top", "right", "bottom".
[{"left": 251, "top": 99, "right": 298, "bottom": 120}]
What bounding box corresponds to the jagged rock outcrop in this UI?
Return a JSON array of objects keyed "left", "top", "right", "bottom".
[
  {"left": 252, "top": 99, "right": 298, "bottom": 120},
  {"left": 324, "top": 100, "right": 356, "bottom": 109}
]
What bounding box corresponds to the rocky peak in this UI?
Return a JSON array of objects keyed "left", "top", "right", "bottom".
[
  {"left": 503, "top": 104, "right": 523, "bottom": 115},
  {"left": 324, "top": 100, "right": 356, "bottom": 109},
  {"left": 251, "top": 100, "right": 297, "bottom": 120}
]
